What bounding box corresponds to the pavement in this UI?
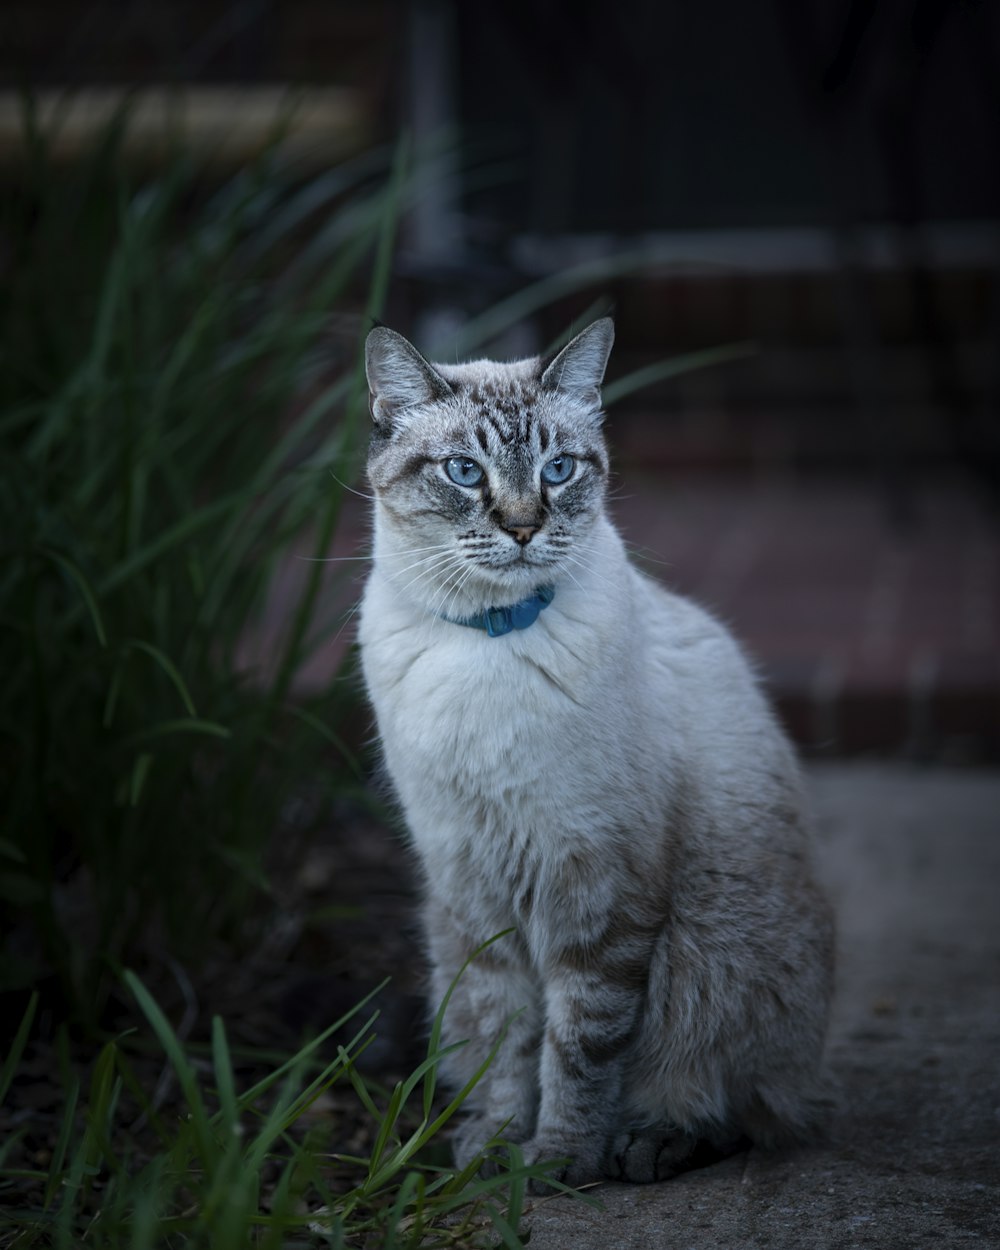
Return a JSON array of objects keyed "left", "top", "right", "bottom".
[{"left": 519, "top": 762, "right": 1000, "bottom": 1249}]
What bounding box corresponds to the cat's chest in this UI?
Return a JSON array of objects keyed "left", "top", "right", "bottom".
[
  {"left": 369, "top": 616, "right": 590, "bottom": 775},
  {"left": 360, "top": 580, "right": 633, "bottom": 835}
]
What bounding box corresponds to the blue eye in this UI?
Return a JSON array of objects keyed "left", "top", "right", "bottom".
[
  {"left": 540, "top": 455, "right": 575, "bottom": 485},
  {"left": 444, "top": 456, "right": 485, "bottom": 487}
]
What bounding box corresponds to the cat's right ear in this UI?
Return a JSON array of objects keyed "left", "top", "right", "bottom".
[{"left": 365, "top": 327, "right": 453, "bottom": 432}]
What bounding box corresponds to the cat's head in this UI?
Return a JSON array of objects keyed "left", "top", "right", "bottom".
[{"left": 364, "top": 317, "right": 614, "bottom": 614}]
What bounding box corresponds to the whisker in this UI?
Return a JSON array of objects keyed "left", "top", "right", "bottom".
[
  {"left": 296, "top": 542, "right": 454, "bottom": 565},
  {"left": 625, "top": 545, "right": 674, "bottom": 568},
  {"left": 438, "top": 549, "right": 487, "bottom": 619},
  {"left": 446, "top": 561, "right": 483, "bottom": 619},
  {"left": 325, "top": 554, "right": 455, "bottom": 652},
  {"left": 394, "top": 552, "right": 463, "bottom": 602},
  {"left": 386, "top": 549, "right": 461, "bottom": 584},
  {"left": 401, "top": 557, "right": 465, "bottom": 603},
  {"left": 558, "top": 551, "right": 623, "bottom": 600},
  {"left": 377, "top": 543, "right": 455, "bottom": 560},
  {"left": 569, "top": 537, "right": 656, "bottom": 577},
  {"left": 557, "top": 563, "right": 588, "bottom": 596},
  {"left": 427, "top": 558, "right": 477, "bottom": 623},
  {"left": 323, "top": 595, "right": 365, "bottom": 651},
  {"left": 297, "top": 554, "right": 373, "bottom": 563},
  {"left": 328, "top": 468, "right": 375, "bottom": 501}
]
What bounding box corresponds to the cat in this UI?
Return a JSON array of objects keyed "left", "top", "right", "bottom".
[{"left": 358, "top": 317, "right": 834, "bottom": 1190}]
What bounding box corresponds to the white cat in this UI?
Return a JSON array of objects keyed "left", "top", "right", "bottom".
[{"left": 358, "top": 318, "right": 834, "bottom": 1189}]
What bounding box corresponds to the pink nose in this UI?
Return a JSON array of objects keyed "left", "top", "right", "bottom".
[{"left": 507, "top": 524, "right": 539, "bottom": 545}]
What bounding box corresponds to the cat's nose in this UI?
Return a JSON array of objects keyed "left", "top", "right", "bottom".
[{"left": 505, "top": 522, "right": 539, "bottom": 545}]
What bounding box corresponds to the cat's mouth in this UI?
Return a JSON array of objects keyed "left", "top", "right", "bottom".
[
  {"left": 491, "top": 546, "right": 551, "bottom": 571},
  {"left": 460, "top": 535, "right": 561, "bottom": 587}
]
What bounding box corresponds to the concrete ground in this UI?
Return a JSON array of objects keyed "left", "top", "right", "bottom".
[{"left": 521, "top": 763, "right": 1000, "bottom": 1249}]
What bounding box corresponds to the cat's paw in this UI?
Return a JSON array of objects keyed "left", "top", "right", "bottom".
[
  {"left": 450, "top": 1117, "right": 495, "bottom": 1172},
  {"left": 450, "top": 1115, "right": 530, "bottom": 1174},
  {"left": 610, "top": 1127, "right": 751, "bottom": 1183},
  {"left": 520, "top": 1135, "right": 605, "bottom": 1194},
  {"left": 610, "top": 1128, "right": 699, "bottom": 1183}
]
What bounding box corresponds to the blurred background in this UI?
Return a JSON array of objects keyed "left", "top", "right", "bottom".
[
  {"left": 5, "top": 0, "right": 998, "bottom": 762},
  {"left": 2, "top": 0, "right": 998, "bottom": 1026}
]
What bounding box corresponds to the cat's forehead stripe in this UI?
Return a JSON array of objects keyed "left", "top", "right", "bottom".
[
  {"left": 441, "top": 371, "right": 603, "bottom": 457},
  {"left": 484, "top": 412, "right": 520, "bottom": 446},
  {"left": 462, "top": 382, "right": 537, "bottom": 438}
]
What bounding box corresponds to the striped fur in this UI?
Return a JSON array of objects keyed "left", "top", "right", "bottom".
[{"left": 358, "top": 319, "right": 834, "bottom": 1190}]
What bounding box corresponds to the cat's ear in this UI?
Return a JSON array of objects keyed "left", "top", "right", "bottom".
[
  {"left": 539, "top": 317, "right": 615, "bottom": 410},
  {"left": 365, "top": 327, "right": 453, "bottom": 431}
]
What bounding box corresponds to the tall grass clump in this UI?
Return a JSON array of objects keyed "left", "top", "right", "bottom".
[{"left": 0, "top": 106, "right": 401, "bottom": 1022}]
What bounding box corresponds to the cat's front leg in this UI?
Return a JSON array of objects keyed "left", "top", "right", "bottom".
[
  {"left": 449, "top": 952, "right": 543, "bottom": 1166},
  {"left": 426, "top": 900, "right": 542, "bottom": 1165},
  {"left": 521, "top": 925, "right": 651, "bottom": 1191}
]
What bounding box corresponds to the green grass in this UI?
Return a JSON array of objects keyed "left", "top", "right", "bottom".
[
  {"left": 0, "top": 107, "right": 406, "bottom": 1021},
  {"left": 0, "top": 964, "right": 587, "bottom": 1248}
]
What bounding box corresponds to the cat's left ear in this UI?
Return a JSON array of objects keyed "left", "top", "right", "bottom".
[{"left": 539, "top": 317, "right": 615, "bottom": 414}]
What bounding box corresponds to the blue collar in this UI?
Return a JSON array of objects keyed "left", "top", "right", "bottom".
[{"left": 443, "top": 585, "right": 555, "bottom": 637}]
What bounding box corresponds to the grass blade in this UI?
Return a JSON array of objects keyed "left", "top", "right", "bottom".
[
  {"left": 500, "top": 1140, "right": 526, "bottom": 1234},
  {"left": 121, "top": 639, "right": 199, "bottom": 716},
  {"left": 36, "top": 547, "right": 107, "bottom": 646},
  {"left": 601, "top": 339, "right": 758, "bottom": 407},
  {"left": 126, "top": 717, "right": 231, "bottom": 743},
  {"left": 97, "top": 490, "right": 246, "bottom": 595},
  {"left": 128, "top": 752, "right": 153, "bottom": 806},
  {"left": 211, "top": 1015, "right": 238, "bottom": 1131},
  {"left": 422, "top": 930, "right": 513, "bottom": 1119},
  {"left": 43, "top": 1073, "right": 80, "bottom": 1208},
  {"left": 80, "top": 1042, "right": 122, "bottom": 1176},
  {"left": 0, "top": 990, "right": 38, "bottom": 1105},
  {"left": 232, "top": 982, "right": 386, "bottom": 1109},
  {"left": 485, "top": 1201, "right": 526, "bottom": 1250},
  {"left": 124, "top": 970, "right": 215, "bottom": 1166}
]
